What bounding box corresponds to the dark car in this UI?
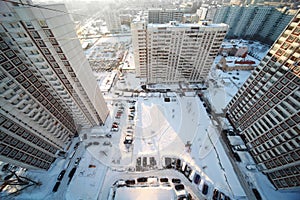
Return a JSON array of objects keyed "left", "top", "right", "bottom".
[
  {"left": 175, "top": 159, "right": 181, "bottom": 170},
  {"left": 174, "top": 184, "right": 185, "bottom": 191},
  {"left": 74, "top": 142, "right": 80, "bottom": 149},
  {"left": 160, "top": 178, "right": 168, "bottom": 183},
  {"left": 57, "top": 170, "right": 66, "bottom": 181},
  {"left": 171, "top": 178, "right": 181, "bottom": 184},
  {"left": 125, "top": 179, "right": 135, "bottom": 185},
  {"left": 52, "top": 181, "right": 61, "bottom": 192},
  {"left": 193, "top": 173, "right": 201, "bottom": 184},
  {"left": 184, "top": 165, "right": 192, "bottom": 177},
  {"left": 202, "top": 183, "right": 209, "bottom": 195},
  {"left": 137, "top": 177, "right": 147, "bottom": 183},
  {"left": 213, "top": 189, "right": 220, "bottom": 200},
  {"left": 164, "top": 157, "right": 172, "bottom": 169},
  {"left": 252, "top": 188, "right": 262, "bottom": 200}
]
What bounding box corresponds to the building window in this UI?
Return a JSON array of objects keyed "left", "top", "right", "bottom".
[
  {"left": 44, "top": 29, "right": 53, "bottom": 37},
  {"left": 49, "top": 38, "right": 58, "bottom": 45},
  {"left": 11, "top": 57, "right": 22, "bottom": 66},
  {"left": 38, "top": 20, "right": 48, "bottom": 28},
  {"left": 8, "top": 68, "right": 20, "bottom": 77}
]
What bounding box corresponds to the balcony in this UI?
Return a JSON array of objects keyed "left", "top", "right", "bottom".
[{"left": 22, "top": 104, "right": 32, "bottom": 113}]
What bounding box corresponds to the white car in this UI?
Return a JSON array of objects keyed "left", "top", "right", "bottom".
[
  {"left": 246, "top": 164, "right": 256, "bottom": 170},
  {"left": 111, "top": 127, "right": 119, "bottom": 132},
  {"left": 232, "top": 144, "right": 247, "bottom": 151}
]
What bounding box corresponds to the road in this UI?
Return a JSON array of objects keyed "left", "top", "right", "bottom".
[
  {"left": 46, "top": 138, "right": 83, "bottom": 199},
  {"left": 202, "top": 93, "right": 257, "bottom": 200}
]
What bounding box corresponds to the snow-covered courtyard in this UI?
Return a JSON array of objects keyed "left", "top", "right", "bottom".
[{"left": 3, "top": 38, "right": 299, "bottom": 200}]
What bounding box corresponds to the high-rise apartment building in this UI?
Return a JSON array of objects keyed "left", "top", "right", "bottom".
[
  {"left": 213, "top": 5, "right": 296, "bottom": 44},
  {"left": 226, "top": 11, "right": 300, "bottom": 189},
  {"left": 104, "top": 6, "right": 121, "bottom": 33},
  {"left": 0, "top": 1, "right": 109, "bottom": 170},
  {"left": 196, "top": 6, "right": 218, "bottom": 21},
  {"left": 148, "top": 8, "right": 184, "bottom": 24},
  {"left": 131, "top": 21, "right": 228, "bottom": 83}
]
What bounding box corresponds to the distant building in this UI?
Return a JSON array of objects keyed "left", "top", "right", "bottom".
[
  {"left": 0, "top": 1, "right": 109, "bottom": 170},
  {"left": 105, "top": 8, "right": 122, "bottom": 33},
  {"left": 226, "top": 10, "right": 300, "bottom": 190},
  {"left": 131, "top": 21, "right": 228, "bottom": 83},
  {"left": 196, "top": 5, "right": 218, "bottom": 21},
  {"left": 183, "top": 14, "right": 199, "bottom": 23},
  {"left": 148, "top": 8, "right": 184, "bottom": 24},
  {"left": 218, "top": 43, "right": 248, "bottom": 57},
  {"left": 213, "top": 5, "right": 297, "bottom": 44}
]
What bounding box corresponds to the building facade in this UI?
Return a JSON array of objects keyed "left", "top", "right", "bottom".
[
  {"left": 226, "top": 11, "right": 300, "bottom": 189},
  {"left": 105, "top": 8, "right": 121, "bottom": 33},
  {"left": 0, "top": 1, "right": 109, "bottom": 170},
  {"left": 148, "top": 8, "right": 184, "bottom": 24},
  {"left": 132, "top": 21, "right": 228, "bottom": 83},
  {"left": 213, "top": 5, "right": 296, "bottom": 44}
]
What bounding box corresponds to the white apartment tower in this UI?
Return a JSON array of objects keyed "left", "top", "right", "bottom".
[
  {"left": 105, "top": 8, "right": 121, "bottom": 33},
  {"left": 226, "top": 10, "right": 300, "bottom": 189},
  {"left": 0, "top": 1, "right": 109, "bottom": 170},
  {"left": 132, "top": 21, "right": 228, "bottom": 83}
]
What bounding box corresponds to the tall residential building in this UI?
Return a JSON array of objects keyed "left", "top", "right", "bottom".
[
  {"left": 196, "top": 6, "right": 218, "bottom": 21},
  {"left": 244, "top": 6, "right": 273, "bottom": 38},
  {"left": 0, "top": 1, "right": 109, "bottom": 170},
  {"left": 148, "top": 8, "right": 184, "bottom": 24},
  {"left": 213, "top": 5, "right": 296, "bottom": 44},
  {"left": 131, "top": 21, "right": 228, "bottom": 83},
  {"left": 104, "top": 7, "right": 121, "bottom": 33},
  {"left": 226, "top": 11, "right": 300, "bottom": 189},
  {"left": 131, "top": 21, "right": 147, "bottom": 78}
]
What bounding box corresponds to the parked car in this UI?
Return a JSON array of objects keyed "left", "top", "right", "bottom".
[
  {"left": 181, "top": 161, "right": 187, "bottom": 172},
  {"left": 188, "top": 170, "right": 196, "bottom": 182},
  {"left": 174, "top": 184, "right": 185, "bottom": 191},
  {"left": 164, "top": 157, "right": 172, "bottom": 169},
  {"left": 57, "top": 170, "right": 66, "bottom": 181},
  {"left": 202, "top": 183, "right": 209, "bottom": 195},
  {"left": 246, "top": 164, "right": 256, "bottom": 170},
  {"left": 74, "top": 142, "right": 80, "bottom": 150},
  {"left": 103, "top": 141, "right": 112, "bottom": 146},
  {"left": 172, "top": 178, "right": 181, "bottom": 183},
  {"left": 74, "top": 157, "right": 81, "bottom": 166},
  {"left": 232, "top": 144, "right": 247, "bottom": 151},
  {"left": 126, "top": 133, "right": 133, "bottom": 137},
  {"left": 124, "top": 135, "right": 133, "bottom": 144},
  {"left": 111, "top": 127, "right": 119, "bottom": 132},
  {"left": 193, "top": 173, "right": 201, "bottom": 184},
  {"left": 213, "top": 189, "right": 220, "bottom": 200},
  {"left": 128, "top": 116, "right": 134, "bottom": 120},
  {"left": 137, "top": 177, "right": 147, "bottom": 183},
  {"left": 52, "top": 181, "right": 61, "bottom": 192},
  {"left": 160, "top": 178, "right": 168, "bottom": 183},
  {"left": 125, "top": 179, "right": 135, "bottom": 185},
  {"left": 175, "top": 159, "right": 181, "bottom": 170},
  {"left": 184, "top": 165, "right": 192, "bottom": 177}
]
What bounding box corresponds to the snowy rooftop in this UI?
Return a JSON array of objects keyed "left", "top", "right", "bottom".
[
  {"left": 148, "top": 21, "right": 228, "bottom": 28},
  {"left": 114, "top": 187, "right": 175, "bottom": 200}
]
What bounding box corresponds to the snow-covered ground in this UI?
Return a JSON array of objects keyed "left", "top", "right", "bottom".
[{"left": 4, "top": 39, "right": 299, "bottom": 200}]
